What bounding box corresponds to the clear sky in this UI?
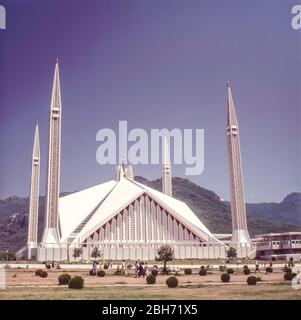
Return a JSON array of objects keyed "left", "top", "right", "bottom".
[{"left": 0, "top": 0, "right": 300, "bottom": 202}]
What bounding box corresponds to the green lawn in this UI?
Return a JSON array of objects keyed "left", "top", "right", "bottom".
[{"left": 1, "top": 283, "right": 300, "bottom": 300}]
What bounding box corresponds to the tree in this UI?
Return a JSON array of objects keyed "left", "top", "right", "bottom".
[
  {"left": 72, "top": 247, "right": 83, "bottom": 260},
  {"left": 91, "top": 247, "right": 101, "bottom": 260},
  {"left": 227, "top": 247, "right": 237, "bottom": 260},
  {"left": 156, "top": 244, "right": 174, "bottom": 275}
]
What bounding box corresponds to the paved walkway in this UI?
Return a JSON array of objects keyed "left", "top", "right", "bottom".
[{"left": 1, "top": 263, "right": 300, "bottom": 269}]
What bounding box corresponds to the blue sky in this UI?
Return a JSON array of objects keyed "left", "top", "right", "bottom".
[{"left": 0, "top": 0, "right": 300, "bottom": 202}]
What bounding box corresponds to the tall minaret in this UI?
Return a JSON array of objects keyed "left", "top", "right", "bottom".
[
  {"left": 226, "top": 81, "right": 250, "bottom": 244},
  {"left": 41, "top": 58, "right": 62, "bottom": 246},
  {"left": 162, "top": 135, "right": 172, "bottom": 197},
  {"left": 27, "top": 123, "right": 40, "bottom": 256}
]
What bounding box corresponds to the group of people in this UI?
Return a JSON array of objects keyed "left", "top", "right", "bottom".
[
  {"left": 44, "top": 261, "right": 60, "bottom": 269},
  {"left": 134, "top": 259, "right": 150, "bottom": 278}
]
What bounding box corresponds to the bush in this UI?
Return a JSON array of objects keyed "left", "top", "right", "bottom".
[
  {"left": 35, "top": 269, "right": 44, "bottom": 276},
  {"left": 103, "top": 264, "right": 108, "bottom": 269},
  {"left": 40, "top": 271, "right": 48, "bottom": 278},
  {"left": 114, "top": 270, "right": 122, "bottom": 276},
  {"left": 271, "top": 256, "right": 276, "bottom": 261},
  {"left": 58, "top": 274, "right": 71, "bottom": 285},
  {"left": 166, "top": 276, "right": 178, "bottom": 288},
  {"left": 284, "top": 266, "right": 292, "bottom": 273},
  {"left": 146, "top": 275, "right": 156, "bottom": 284},
  {"left": 97, "top": 270, "right": 105, "bottom": 277},
  {"left": 184, "top": 268, "right": 192, "bottom": 275},
  {"left": 68, "top": 276, "right": 84, "bottom": 289},
  {"left": 266, "top": 267, "right": 273, "bottom": 273},
  {"left": 243, "top": 268, "right": 251, "bottom": 275},
  {"left": 89, "top": 269, "right": 95, "bottom": 276},
  {"left": 221, "top": 273, "right": 230, "bottom": 283},
  {"left": 243, "top": 265, "right": 249, "bottom": 270},
  {"left": 284, "top": 272, "right": 297, "bottom": 281},
  {"left": 199, "top": 269, "right": 207, "bottom": 276},
  {"left": 46, "top": 264, "right": 51, "bottom": 270},
  {"left": 247, "top": 276, "right": 257, "bottom": 285},
  {"left": 227, "top": 268, "right": 234, "bottom": 274},
  {"left": 151, "top": 269, "right": 158, "bottom": 277}
]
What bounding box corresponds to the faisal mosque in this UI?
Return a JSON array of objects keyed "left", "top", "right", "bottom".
[{"left": 17, "top": 60, "right": 255, "bottom": 261}]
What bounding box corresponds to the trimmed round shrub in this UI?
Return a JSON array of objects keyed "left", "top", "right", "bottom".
[
  {"left": 151, "top": 269, "right": 158, "bottom": 277},
  {"left": 46, "top": 264, "right": 51, "bottom": 270},
  {"left": 97, "top": 270, "right": 105, "bottom": 277},
  {"left": 284, "top": 266, "right": 292, "bottom": 273},
  {"left": 243, "top": 265, "right": 249, "bottom": 270},
  {"left": 40, "top": 271, "right": 48, "bottom": 278},
  {"left": 199, "top": 269, "right": 207, "bottom": 276},
  {"left": 184, "top": 268, "right": 192, "bottom": 275},
  {"left": 89, "top": 269, "right": 95, "bottom": 276},
  {"left": 266, "top": 267, "right": 273, "bottom": 273},
  {"left": 146, "top": 275, "right": 156, "bottom": 284},
  {"left": 58, "top": 274, "right": 71, "bottom": 285},
  {"left": 221, "top": 273, "right": 230, "bottom": 283},
  {"left": 271, "top": 256, "right": 276, "bottom": 261},
  {"left": 166, "top": 276, "right": 178, "bottom": 288},
  {"left": 68, "top": 276, "right": 84, "bottom": 289},
  {"left": 284, "top": 272, "right": 297, "bottom": 281},
  {"left": 227, "top": 268, "right": 234, "bottom": 274},
  {"left": 103, "top": 264, "right": 108, "bottom": 269},
  {"left": 247, "top": 276, "right": 257, "bottom": 285},
  {"left": 243, "top": 268, "right": 251, "bottom": 275},
  {"left": 35, "top": 269, "right": 43, "bottom": 276},
  {"left": 114, "top": 270, "right": 122, "bottom": 276}
]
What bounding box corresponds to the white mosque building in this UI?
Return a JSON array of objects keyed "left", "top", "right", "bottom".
[{"left": 17, "top": 60, "right": 254, "bottom": 261}]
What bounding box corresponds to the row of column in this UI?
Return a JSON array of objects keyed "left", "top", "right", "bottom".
[{"left": 85, "top": 195, "right": 200, "bottom": 244}]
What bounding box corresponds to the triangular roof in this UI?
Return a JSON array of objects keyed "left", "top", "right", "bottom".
[{"left": 58, "top": 177, "right": 222, "bottom": 244}]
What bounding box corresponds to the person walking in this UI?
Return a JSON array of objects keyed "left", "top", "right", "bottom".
[
  {"left": 121, "top": 260, "right": 126, "bottom": 276},
  {"left": 134, "top": 260, "right": 139, "bottom": 278},
  {"left": 144, "top": 263, "right": 150, "bottom": 276},
  {"left": 92, "top": 260, "right": 97, "bottom": 275},
  {"left": 138, "top": 263, "right": 145, "bottom": 278}
]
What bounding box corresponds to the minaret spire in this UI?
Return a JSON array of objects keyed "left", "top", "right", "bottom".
[
  {"left": 27, "top": 122, "right": 40, "bottom": 258},
  {"left": 41, "top": 59, "right": 62, "bottom": 246},
  {"left": 162, "top": 135, "right": 172, "bottom": 197},
  {"left": 226, "top": 82, "right": 251, "bottom": 244}
]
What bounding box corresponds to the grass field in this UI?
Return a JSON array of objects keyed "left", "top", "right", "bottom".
[
  {"left": 1, "top": 266, "right": 300, "bottom": 300},
  {"left": 1, "top": 282, "right": 300, "bottom": 300}
]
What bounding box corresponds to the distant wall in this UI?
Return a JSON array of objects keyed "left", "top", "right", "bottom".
[{"left": 36, "top": 242, "right": 254, "bottom": 261}]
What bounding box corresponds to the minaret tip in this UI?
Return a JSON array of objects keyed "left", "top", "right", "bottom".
[
  {"left": 56, "top": 57, "right": 59, "bottom": 64},
  {"left": 227, "top": 80, "right": 231, "bottom": 88}
]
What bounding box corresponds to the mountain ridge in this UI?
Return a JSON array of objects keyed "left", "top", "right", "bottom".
[{"left": 0, "top": 176, "right": 300, "bottom": 252}]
